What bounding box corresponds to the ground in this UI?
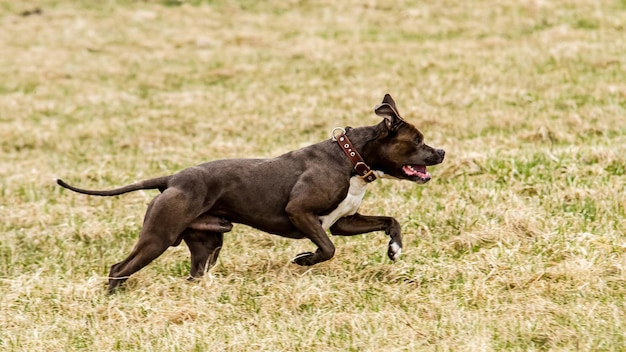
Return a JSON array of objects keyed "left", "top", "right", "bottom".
[{"left": 1, "top": 0, "right": 625, "bottom": 350}]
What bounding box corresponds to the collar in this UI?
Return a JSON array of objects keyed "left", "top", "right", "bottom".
[{"left": 331, "top": 128, "right": 377, "bottom": 183}]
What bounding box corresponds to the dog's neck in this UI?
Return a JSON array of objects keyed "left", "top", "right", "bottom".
[
  {"left": 342, "top": 122, "right": 386, "bottom": 147},
  {"left": 333, "top": 130, "right": 377, "bottom": 183},
  {"left": 341, "top": 121, "right": 388, "bottom": 170}
]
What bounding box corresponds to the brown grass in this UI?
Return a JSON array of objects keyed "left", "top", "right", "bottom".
[{"left": 1, "top": 0, "right": 626, "bottom": 350}]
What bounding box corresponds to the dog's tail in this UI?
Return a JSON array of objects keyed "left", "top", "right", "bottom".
[{"left": 56, "top": 176, "right": 170, "bottom": 196}]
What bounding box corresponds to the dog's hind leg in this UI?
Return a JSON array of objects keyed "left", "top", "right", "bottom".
[
  {"left": 107, "top": 187, "right": 207, "bottom": 293},
  {"left": 183, "top": 230, "right": 224, "bottom": 280},
  {"left": 182, "top": 214, "right": 231, "bottom": 279},
  {"left": 107, "top": 239, "right": 174, "bottom": 293},
  {"left": 329, "top": 213, "right": 403, "bottom": 261}
]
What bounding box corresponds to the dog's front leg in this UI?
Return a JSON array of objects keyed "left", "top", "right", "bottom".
[
  {"left": 286, "top": 210, "right": 336, "bottom": 266},
  {"left": 329, "top": 213, "right": 403, "bottom": 261}
]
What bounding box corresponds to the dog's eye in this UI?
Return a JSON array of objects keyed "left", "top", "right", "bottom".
[{"left": 415, "top": 137, "right": 423, "bottom": 144}]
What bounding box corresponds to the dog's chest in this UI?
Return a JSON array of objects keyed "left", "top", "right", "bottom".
[{"left": 319, "top": 176, "right": 368, "bottom": 230}]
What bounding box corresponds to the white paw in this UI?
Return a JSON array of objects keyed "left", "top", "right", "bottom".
[{"left": 389, "top": 242, "right": 402, "bottom": 261}]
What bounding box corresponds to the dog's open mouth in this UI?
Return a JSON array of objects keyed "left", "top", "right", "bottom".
[{"left": 402, "top": 165, "right": 431, "bottom": 182}]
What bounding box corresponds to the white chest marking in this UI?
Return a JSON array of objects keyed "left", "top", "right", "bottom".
[{"left": 318, "top": 171, "right": 391, "bottom": 230}]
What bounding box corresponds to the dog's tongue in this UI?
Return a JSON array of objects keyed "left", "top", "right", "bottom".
[{"left": 402, "top": 165, "right": 430, "bottom": 179}]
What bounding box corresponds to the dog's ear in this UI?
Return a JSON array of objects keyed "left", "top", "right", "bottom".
[
  {"left": 375, "top": 94, "right": 404, "bottom": 130},
  {"left": 382, "top": 94, "right": 398, "bottom": 111}
]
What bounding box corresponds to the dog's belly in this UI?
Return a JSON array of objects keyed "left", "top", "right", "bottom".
[
  {"left": 213, "top": 175, "right": 368, "bottom": 235},
  {"left": 319, "top": 176, "right": 368, "bottom": 230}
]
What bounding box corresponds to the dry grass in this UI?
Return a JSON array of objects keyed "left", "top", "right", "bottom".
[{"left": 1, "top": 0, "right": 626, "bottom": 350}]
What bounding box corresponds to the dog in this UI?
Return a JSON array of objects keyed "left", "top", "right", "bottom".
[{"left": 57, "top": 94, "right": 445, "bottom": 292}]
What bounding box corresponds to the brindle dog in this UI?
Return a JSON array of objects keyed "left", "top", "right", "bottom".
[{"left": 57, "top": 94, "right": 445, "bottom": 292}]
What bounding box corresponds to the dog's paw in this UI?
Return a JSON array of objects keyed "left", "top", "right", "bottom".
[
  {"left": 387, "top": 241, "right": 402, "bottom": 261},
  {"left": 292, "top": 252, "right": 315, "bottom": 266}
]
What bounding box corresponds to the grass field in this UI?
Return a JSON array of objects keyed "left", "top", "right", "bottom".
[{"left": 1, "top": 0, "right": 626, "bottom": 350}]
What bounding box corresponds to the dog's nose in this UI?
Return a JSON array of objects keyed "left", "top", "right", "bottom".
[{"left": 436, "top": 149, "right": 445, "bottom": 159}]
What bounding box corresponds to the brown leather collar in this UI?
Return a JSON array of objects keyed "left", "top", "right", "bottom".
[{"left": 332, "top": 128, "right": 377, "bottom": 183}]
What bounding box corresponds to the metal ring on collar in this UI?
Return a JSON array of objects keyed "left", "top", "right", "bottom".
[{"left": 330, "top": 127, "right": 346, "bottom": 141}]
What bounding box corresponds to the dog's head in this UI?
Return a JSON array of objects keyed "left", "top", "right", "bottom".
[{"left": 364, "top": 94, "right": 445, "bottom": 184}]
